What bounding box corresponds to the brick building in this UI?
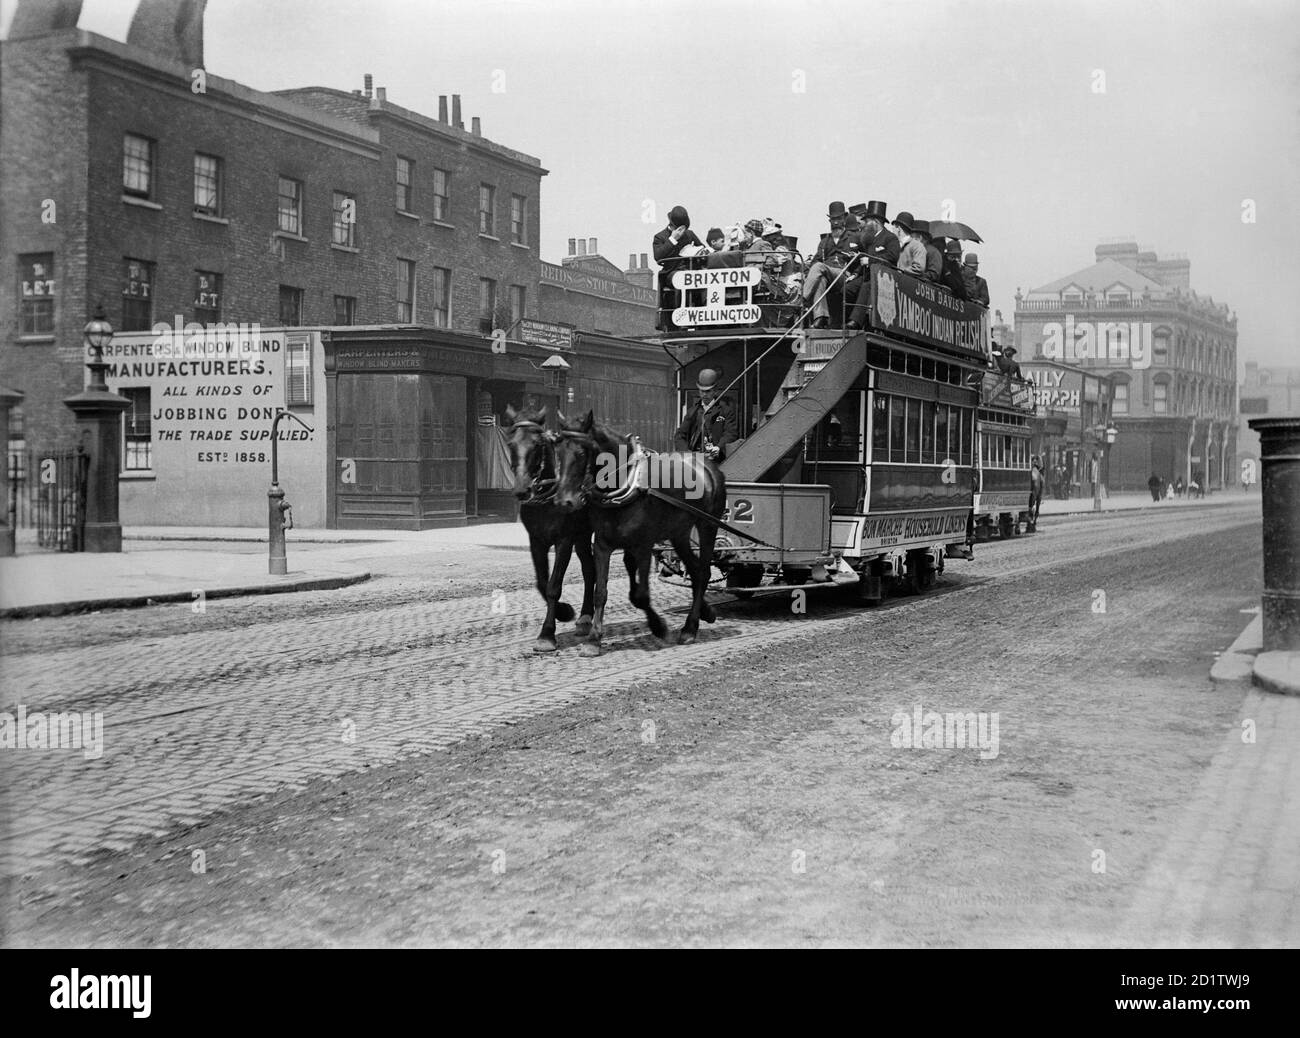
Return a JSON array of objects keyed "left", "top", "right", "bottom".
[
  {"left": 1, "top": 1, "right": 670, "bottom": 528},
  {"left": 1014, "top": 241, "right": 1238, "bottom": 492},
  {"left": 1237, "top": 364, "right": 1300, "bottom": 485}
]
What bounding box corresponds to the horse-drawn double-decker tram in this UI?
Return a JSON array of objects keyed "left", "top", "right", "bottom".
[
  {"left": 972, "top": 366, "right": 1039, "bottom": 539},
  {"left": 655, "top": 254, "right": 1006, "bottom": 604}
]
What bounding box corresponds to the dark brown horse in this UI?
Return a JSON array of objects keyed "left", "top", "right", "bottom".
[
  {"left": 551, "top": 411, "right": 725, "bottom": 657},
  {"left": 504, "top": 406, "right": 594, "bottom": 652}
]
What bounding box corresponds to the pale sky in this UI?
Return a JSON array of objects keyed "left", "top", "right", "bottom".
[{"left": 4, "top": 0, "right": 1298, "bottom": 367}]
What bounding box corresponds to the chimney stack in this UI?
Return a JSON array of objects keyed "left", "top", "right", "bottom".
[
  {"left": 438, "top": 96, "right": 448, "bottom": 123},
  {"left": 568, "top": 238, "right": 577, "bottom": 256},
  {"left": 376, "top": 86, "right": 386, "bottom": 102},
  {"left": 640, "top": 253, "right": 648, "bottom": 267},
  {"left": 628, "top": 253, "right": 636, "bottom": 268},
  {"left": 471, "top": 116, "right": 481, "bottom": 136},
  {"left": 452, "top": 94, "right": 463, "bottom": 129},
  {"left": 126, "top": 0, "right": 209, "bottom": 69},
  {"left": 588, "top": 237, "right": 598, "bottom": 255},
  {"left": 364, "top": 73, "right": 373, "bottom": 98},
  {"left": 577, "top": 239, "right": 588, "bottom": 256}
]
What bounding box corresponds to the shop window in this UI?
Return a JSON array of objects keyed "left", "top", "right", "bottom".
[
  {"left": 122, "top": 258, "right": 154, "bottom": 331},
  {"left": 18, "top": 254, "right": 55, "bottom": 336},
  {"left": 286, "top": 335, "right": 312, "bottom": 406},
  {"left": 121, "top": 387, "right": 152, "bottom": 471}
]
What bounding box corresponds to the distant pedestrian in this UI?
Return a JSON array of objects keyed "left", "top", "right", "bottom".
[{"left": 1147, "top": 473, "right": 1162, "bottom": 502}]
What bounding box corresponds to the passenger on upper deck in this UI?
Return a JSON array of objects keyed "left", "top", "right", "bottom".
[
  {"left": 741, "top": 219, "right": 774, "bottom": 266},
  {"left": 940, "top": 239, "right": 969, "bottom": 300},
  {"left": 962, "top": 252, "right": 990, "bottom": 307},
  {"left": 801, "top": 201, "right": 861, "bottom": 328},
  {"left": 915, "top": 220, "right": 944, "bottom": 283},
  {"left": 892, "top": 212, "right": 928, "bottom": 276},
  {"left": 704, "top": 225, "right": 743, "bottom": 268},
  {"left": 653, "top": 206, "right": 703, "bottom": 327},
  {"left": 842, "top": 200, "right": 901, "bottom": 330}
]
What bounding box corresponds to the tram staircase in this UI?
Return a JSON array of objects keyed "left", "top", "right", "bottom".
[{"left": 723, "top": 331, "right": 868, "bottom": 483}]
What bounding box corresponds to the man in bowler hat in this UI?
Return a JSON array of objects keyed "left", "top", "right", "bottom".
[
  {"left": 653, "top": 205, "right": 703, "bottom": 328},
  {"left": 674, "top": 367, "right": 738, "bottom": 461}
]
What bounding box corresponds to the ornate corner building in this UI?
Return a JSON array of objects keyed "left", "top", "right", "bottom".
[{"left": 1013, "top": 241, "right": 1238, "bottom": 492}]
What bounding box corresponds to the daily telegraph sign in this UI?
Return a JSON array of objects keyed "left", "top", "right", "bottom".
[
  {"left": 671, "top": 267, "right": 762, "bottom": 326},
  {"left": 870, "top": 265, "right": 988, "bottom": 357}
]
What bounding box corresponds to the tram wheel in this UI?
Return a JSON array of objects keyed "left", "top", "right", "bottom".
[
  {"left": 852, "top": 559, "right": 885, "bottom": 607},
  {"left": 905, "top": 549, "right": 936, "bottom": 594},
  {"left": 726, "top": 564, "right": 763, "bottom": 600}
]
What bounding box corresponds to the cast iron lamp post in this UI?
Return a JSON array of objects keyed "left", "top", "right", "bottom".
[{"left": 1092, "top": 421, "right": 1119, "bottom": 513}]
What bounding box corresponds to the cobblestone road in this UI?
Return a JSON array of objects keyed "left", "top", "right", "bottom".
[{"left": 0, "top": 503, "right": 1260, "bottom": 884}]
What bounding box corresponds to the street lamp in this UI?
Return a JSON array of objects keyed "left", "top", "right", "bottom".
[
  {"left": 83, "top": 304, "right": 114, "bottom": 391},
  {"left": 66, "top": 302, "right": 129, "bottom": 552},
  {"left": 1092, "top": 421, "right": 1119, "bottom": 513}
]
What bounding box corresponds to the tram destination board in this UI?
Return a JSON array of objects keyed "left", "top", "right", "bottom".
[{"left": 670, "top": 267, "right": 763, "bottom": 326}]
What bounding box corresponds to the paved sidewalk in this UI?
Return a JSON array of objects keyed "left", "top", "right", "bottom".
[
  {"left": 1036, "top": 489, "right": 1255, "bottom": 517},
  {"left": 0, "top": 547, "right": 369, "bottom": 618},
  {"left": 1116, "top": 613, "right": 1300, "bottom": 945}
]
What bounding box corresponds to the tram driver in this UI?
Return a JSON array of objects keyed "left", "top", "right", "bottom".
[{"left": 675, "top": 367, "right": 739, "bottom": 462}]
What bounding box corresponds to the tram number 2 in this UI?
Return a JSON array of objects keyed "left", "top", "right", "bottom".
[{"left": 723, "top": 498, "right": 754, "bottom": 524}]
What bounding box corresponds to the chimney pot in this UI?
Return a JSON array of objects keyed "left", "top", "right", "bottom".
[
  {"left": 452, "top": 94, "right": 463, "bottom": 128},
  {"left": 568, "top": 238, "right": 577, "bottom": 256},
  {"left": 438, "top": 96, "right": 448, "bottom": 122},
  {"left": 588, "top": 237, "right": 597, "bottom": 255},
  {"left": 376, "top": 86, "right": 386, "bottom": 102},
  {"left": 364, "top": 73, "right": 373, "bottom": 98},
  {"left": 471, "top": 116, "right": 481, "bottom": 136},
  {"left": 629, "top": 253, "right": 636, "bottom": 268},
  {"left": 640, "top": 252, "right": 648, "bottom": 267},
  {"left": 577, "top": 240, "right": 588, "bottom": 256}
]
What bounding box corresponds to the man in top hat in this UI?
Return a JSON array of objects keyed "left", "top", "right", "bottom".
[
  {"left": 674, "top": 367, "right": 738, "bottom": 461},
  {"left": 892, "top": 212, "right": 927, "bottom": 276},
  {"left": 962, "top": 252, "right": 990, "bottom": 307},
  {"left": 842, "top": 201, "right": 901, "bottom": 329},
  {"left": 802, "top": 201, "right": 861, "bottom": 328},
  {"left": 652, "top": 205, "right": 704, "bottom": 327}
]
